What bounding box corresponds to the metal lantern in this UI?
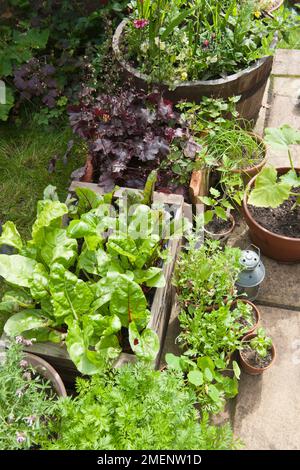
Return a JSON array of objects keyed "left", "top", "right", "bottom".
[{"left": 236, "top": 245, "right": 265, "bottom": 301}]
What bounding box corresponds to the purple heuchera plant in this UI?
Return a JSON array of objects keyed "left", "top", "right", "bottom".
[{"left": 68, "top": 89, "right": 188, "bottom": 190}]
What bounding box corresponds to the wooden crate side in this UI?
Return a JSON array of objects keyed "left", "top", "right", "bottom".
[{"left": 21, "top": 183, "right": 185, "bottom": 379}]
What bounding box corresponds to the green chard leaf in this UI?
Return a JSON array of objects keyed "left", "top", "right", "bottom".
[
  {"left": 29, "top": 263, "right": 50, "bottom": 300},
  {"left": 0, "top": 221, "right": 23, "bottom": 251},
  {"left": 133, "top": 267, "right": 165, "bottom": 288},
  {"left": 0, "top": 254, "right": 37, "bottom": 287},
  {"left": 39, "top": 228, "right": 77, "bottom": 268},
  {"left": 4, "top": 310, "right": 50, "bottom": 337},
  {"left": 128, "top": 322, "right": 159, "bottom": 362},
  {"left": 32, "top": 200, "right": 68, "bottom": 243}
]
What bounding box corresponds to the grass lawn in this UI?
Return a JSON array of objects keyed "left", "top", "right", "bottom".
[{"left": 0, "top": 120, "right": 87, "bottom": 332}]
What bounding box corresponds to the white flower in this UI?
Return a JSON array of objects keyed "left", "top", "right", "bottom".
[
  {"left": 140, "top": 41, "right": 149, "bottom": 53},
  {"left": 154, "top": 37, "right": 166, "bottom": 50}
]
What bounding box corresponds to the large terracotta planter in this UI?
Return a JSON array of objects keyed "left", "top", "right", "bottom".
[
  {"left": 239, "top": 332, "right": 276, "bottom": 375},
  {"left": 113, "top": 19, "right": 276, "bottom": 123},
  {"left": 25, "top": 353, "right": 67, "bottom": 397},
  {"left": 243, "top": 167, "right": 300, "bottom": 262}
]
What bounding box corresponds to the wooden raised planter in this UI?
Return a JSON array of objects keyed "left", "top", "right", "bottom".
[
  {"left": 23, "top": 181, "right": 184, "bottom": 385},
  {"left": 113, "top": 19, "right": 276, "bottom": 123}
]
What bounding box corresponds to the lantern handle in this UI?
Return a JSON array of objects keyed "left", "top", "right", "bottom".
[{"left": 246, "top": 244, "right": 260, "bottom": 258}]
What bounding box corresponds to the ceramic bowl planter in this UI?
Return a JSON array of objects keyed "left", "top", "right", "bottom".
[
  {"left": 25, "top": 353, "right": 67, "bottom": 397},
  {"left": 113, "top": 19, "right": 275, "bottom": 123},
  {"left": 243, "top": 167, "right": 300, "bottom": 262},
  {"left": 239, "top": 332, "right": 276, "bottom": 375}
]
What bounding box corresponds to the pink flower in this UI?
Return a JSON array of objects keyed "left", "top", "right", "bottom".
[
  {"left": 133, "top": 19, "right": 149, "bottom": 29},
  {"left": 19, "top": 360, "right": 28, "bottom": 368},
  {"left": 16, "top": 432, "right": 26, "bottom": 444}
]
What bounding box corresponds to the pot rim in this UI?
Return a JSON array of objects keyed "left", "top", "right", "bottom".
[
  {"left": 229, "top": 132, "right": 267, "bottom": 174},
  {"left": 239, "top": 332, "right": 276, "bottom": 371},
  {"left": 24, "top": 352, "right": 67, "bottom": 398},
  {"left": 243, "top": 167, "right": 300, "bottom": 243},
  {"left": 113, "top": 19, "right": 277, "bottom": 88},
  {"left": 204, "top": 212, "right": 235, "bottom": 236}
]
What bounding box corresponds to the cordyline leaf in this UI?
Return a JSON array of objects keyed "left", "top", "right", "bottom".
[
  {"left": 4, "top": 310, "right": 49, "bottom": 337},
  {"left": 40, "top": 228, "right": 77, "bottom": 268},
  {"left": 248, "top": 167, "right": 291, "bottom": 208},
  {"left": 0, "top": 221, "right": 23, "bottom": 251},
  {"left": 0, "top": 254, "right": 37, "bottom": 287},
  {"left": 32, "top": 200, "right": 68, "bottom": 243},
  {"left": 128, "top": 322, "right": 159, "bottom": 362},
  {"left": 29, "top": 263, "right": 50, "bottom": 300},
  {"left": 264, "top": 125, "right": 300, "bottom": 150},
  {"left": 50, "top": 263, "right": 94, "bottom": 322},
  {"left": 110, "top": 274, "right": 148, "bottom": 329}
]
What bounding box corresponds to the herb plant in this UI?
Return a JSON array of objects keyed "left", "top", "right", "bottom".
[
  {"left": 248, "top": 327, "right": 273, "bottom": 359},
  {"left": 0, "top": 181, "right": 173, "bottom": 374},
  {"left": 41, "top": 362, "right": 240, "bottom": 450},
  {"left": 200, "top": 187, "right": 234, "bottom": 225},
  {"left": 0, "top": 339, "right": 58, "bottom": 450},
  {"left": 173, "top": 239, "right": 242, "bottom": 309}
]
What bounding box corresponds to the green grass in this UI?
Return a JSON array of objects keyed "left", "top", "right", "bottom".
[{"left": 0, "top": 122, "right": 86, "bottom": 239}]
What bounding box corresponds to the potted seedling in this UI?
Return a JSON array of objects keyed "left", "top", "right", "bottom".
[
  {"left": 113, "top": 1, "right": 297, "bottom": 121},
  {"left": 243, "top": 124, "right": 300, "bottom": 261},
  {"left": 200, "top": 188, "right": 235, "bottom": 243},
  {"left": 239, "top": 327, "right": 275, "bottom": 375},
  {"left": 231, "top": 299, "right": 261, "bottom": 337}
]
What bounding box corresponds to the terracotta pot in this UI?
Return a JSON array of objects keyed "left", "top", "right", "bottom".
[
  {"left": 113, "top": 19, "right": 276, "bottom": 123},
  {"left": 267, "top": 0, "right": 284, "bottom": 13},
  {"left": 204, "top": 213, "right": 236, "bottom": 243},
  {"left": 243, "top": 167, "right": 300, "bottom": 262},
  {"left": 230, "top": 132, "right": 267, "bottom": 183},
  {"left": 232, "top": 299, "right": 261, "bottom": 336},
  {"left": 25, "top": 353, "right": 67, "bottom": 397},
  {"left": 238, "top": 332, "right": 276, "bottom": 375}
]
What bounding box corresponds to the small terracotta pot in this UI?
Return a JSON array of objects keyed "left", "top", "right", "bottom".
[
  {"left": 243, "top": 167, "right": 300, "bottom": 262},
  {"left": 267, "top": 0, "right": 284, "bottom": 13},
  {"left": 231, "top": 299, "right": 261, "bottom": 336},
  {"left": 238, "top": 332, "right": 276, "bottom": 375},
  {"left": 25, "top": 353, "right": 67, "bottom": 397},
  {"left": 230, "top": 132, "right": 267, "bottom": 183},
  {"left": 204, "top": 213, "right": 235, "bottom": 243},
  {"left": 189, "top": 168, "right": 211, "bottom": 203}
]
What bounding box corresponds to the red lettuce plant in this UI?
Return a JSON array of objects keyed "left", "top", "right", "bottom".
[{"left": 68, "top": 89, "right": 187, "bottom": 190}]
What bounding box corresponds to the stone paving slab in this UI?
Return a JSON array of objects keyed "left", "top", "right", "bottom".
[
  {"left": 233, "top": 305, "right": 300, "bottom": 450},
  {"left": 272, "top": 49, "right": 300, "bottom": 77}
]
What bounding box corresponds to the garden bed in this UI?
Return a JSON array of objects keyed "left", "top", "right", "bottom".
[{"left": 22, "top": 181, "right": 185, "bottom": 384}]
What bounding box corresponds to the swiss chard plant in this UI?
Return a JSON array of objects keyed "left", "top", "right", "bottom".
[
  {"left": 0, "top": 181, "right": 173, "bottom": 374},
  {"left": 248, "top": 125, "right": 300, "bottom": 208}
]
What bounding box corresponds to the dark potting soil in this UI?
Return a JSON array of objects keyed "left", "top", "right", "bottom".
[
  {"left": 206, "top": 215, "right": 232, "bottom": 234},
  {"left": 241, "top": 346, "right": 272, "bottom": 369},
  {"left": 249, "top": 188, "right": 300, "bottom": 238}
]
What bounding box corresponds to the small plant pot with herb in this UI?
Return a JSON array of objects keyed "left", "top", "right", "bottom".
[
  {"left": 231, "top": 299, "right": 261, "bottom": 337},
  {"left": 243, "top": 125, "right": 300, "bottom": 261},
  {"left": 200, "top": 187, "right": 235, "bottom": 243},
  {"left": 239, "top": 328, "right": 275, "bottom": 375}
]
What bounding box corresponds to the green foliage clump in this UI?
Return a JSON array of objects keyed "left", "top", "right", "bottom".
[
  {"left": 0, "top": 340, "right": 58, "bottom": 450},
  {"left": 42, "top": 362, "right": 240, "bottom": 450}
]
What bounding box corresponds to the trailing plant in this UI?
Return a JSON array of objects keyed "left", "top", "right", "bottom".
[
  {"left": 173, "top": 239, "right": 242, "bottom": 309},
  {"left": 124, "top": 0, "right": 298, "bottom": 83},
  {"left": 0, "top": 338, "right": 58, "bottom": 450},
  {"left": 40, "top": 362, "right": 240, "bottom": 450},
  {"left": 0, "top": 180, "right": 175, "bottom": 374},
  {"left": 68, "top": 89, "right": 188, "bottom": 191},
  {"left": 248, "top": 125, "right": 300, "bottom": 208},
  {"left": 166, "top": 353, "right": 240, "bottom": 416}
]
